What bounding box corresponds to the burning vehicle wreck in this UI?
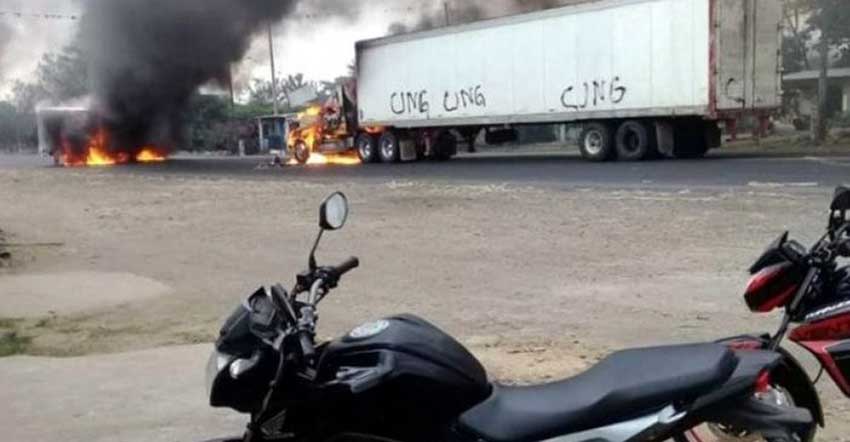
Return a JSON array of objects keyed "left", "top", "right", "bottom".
[
  {"left": 282, "top": 80, "right": 363, "bottom": 166},
  {"left": 36, "top": 106, "right": 167, "bottom": 167}
]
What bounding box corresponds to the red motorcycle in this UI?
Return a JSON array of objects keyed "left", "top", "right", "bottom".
[{"left": 681, "top": 186, "right": 850, "bottom": 442}]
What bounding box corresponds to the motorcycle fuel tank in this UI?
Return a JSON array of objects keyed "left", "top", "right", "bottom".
[{"left": 318, "top": 314, "right": 491, "bottom": 431}]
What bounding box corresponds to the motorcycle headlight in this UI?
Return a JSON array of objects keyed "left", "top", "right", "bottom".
[
  {"left": 206, "top": 349, "right": 233, "bottom": 398},
  {"left": 229, "top": 352, "right": 261, "bottom": 379}
]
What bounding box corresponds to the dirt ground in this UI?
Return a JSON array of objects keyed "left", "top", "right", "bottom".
[{"left": 1, "top": 163, "right": 849, "bottom": 440}]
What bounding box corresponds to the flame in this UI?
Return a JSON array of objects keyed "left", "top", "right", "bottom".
[
  {"left": 285, "top": 104, "right": 361, "bottom": 167},
  {"left": 136, "top": 148, "right": 167, "bottom": 163},
  {"left": 59, "top": 128, "right": 168, "bottom": 167},
  {"left": 288, "top": 151, "right": 362, "bottom": 167},
  {"left": 299, "top": 105, "right": 322, "bottom": 118}
]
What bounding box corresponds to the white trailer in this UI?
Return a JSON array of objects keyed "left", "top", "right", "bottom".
[{"left": 350, "top": 0, "right": 782, "bottom": 162}]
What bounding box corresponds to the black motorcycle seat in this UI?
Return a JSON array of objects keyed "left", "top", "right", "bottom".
[{"left": 459, "top": 343, "right": 738, "bottom": 442}]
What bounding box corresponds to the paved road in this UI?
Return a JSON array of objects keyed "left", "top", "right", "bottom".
[{"left": 4, "top": 151, "right": 850, "bottom": 189}]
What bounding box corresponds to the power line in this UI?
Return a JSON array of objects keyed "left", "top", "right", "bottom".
[{"left": 0, "top": 10, "right": 78, "bottom": 21}]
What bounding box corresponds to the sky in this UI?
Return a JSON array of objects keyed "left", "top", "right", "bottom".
[
  {"left": 0, "top": 0, "right": 574, "bottom": 100},
  {"left": 0, "top": 0, "right": 441, "bottom": 99}
]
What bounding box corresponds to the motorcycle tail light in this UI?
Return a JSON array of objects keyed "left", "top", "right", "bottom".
[{"left": 754, "top": 370, "right": 771, "bottom": 394}]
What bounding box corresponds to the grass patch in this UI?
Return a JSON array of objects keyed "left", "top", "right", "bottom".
[
  {"left": 0, "top": 332, "right": 32, "bottom": 357},
  {"left": 0, "top": 317, "right": 21, "bottom": 329},
  {"left": 0, "top": 317, "right": 33, "bottom": 357}
]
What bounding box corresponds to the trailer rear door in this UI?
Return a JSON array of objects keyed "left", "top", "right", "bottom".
[{"left": 715, "top": 0, "right": 782, "bottom": 112}]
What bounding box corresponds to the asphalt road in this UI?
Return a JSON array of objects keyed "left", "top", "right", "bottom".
[
  {"left": 3, "top": 151, "right": 850, "bottom": 189},
  {"left": 8, "top": 151, "right": 847, "bottom": 190}
]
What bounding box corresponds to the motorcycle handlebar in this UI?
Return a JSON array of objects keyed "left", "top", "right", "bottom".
[{"left": 333, "top": 257, "right": 360, "bottom": 278}]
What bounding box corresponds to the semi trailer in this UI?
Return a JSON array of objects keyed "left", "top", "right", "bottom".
[{"left": 289, "top": 0, "right": 783, "bottom": 164}]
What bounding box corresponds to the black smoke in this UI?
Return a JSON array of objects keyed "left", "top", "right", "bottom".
[
  {"left": 79, "top": 0, "right": 300, "bottom": 152},
  {"left": 389, "top": 0, "right": 584, "bottom": 34}
]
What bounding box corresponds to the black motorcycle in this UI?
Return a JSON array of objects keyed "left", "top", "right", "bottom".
[{"left": 205, "top": 192, "right": 813, "bottom": 442}]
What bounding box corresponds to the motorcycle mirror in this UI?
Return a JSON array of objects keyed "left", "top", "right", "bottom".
[
  {"left": 831, "top": 186, "right": 850, "bottom": 212},
  {"left": 319, "top": 192, "right": 349, "bottom": 231}
]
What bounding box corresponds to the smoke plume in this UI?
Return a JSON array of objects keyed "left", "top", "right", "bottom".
[
  {"left": 389, "top": 0, "right": 585, "bottom": 34},
  {"left": 79, "top": 0, "right": 301, "bottom": 151}
]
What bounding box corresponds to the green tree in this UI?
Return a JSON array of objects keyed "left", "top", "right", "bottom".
[{"left": 182, "top": 94, "right": 231, "bottom": 151}]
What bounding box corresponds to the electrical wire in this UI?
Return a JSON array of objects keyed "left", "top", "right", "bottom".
[{"left": 0, "top": 11, "right": 78, "bottom": 20}]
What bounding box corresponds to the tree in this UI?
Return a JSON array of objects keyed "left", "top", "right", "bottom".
[
  {"left": 782, "top": 0, "right": 813, "bottom": 72},
  {"left": 808, "top": 0, "right": 850, "bottom": 143},
  {"left": 11, "top": 39, "right": 88, "bottom": 113},
  {"left": 0, "top": 101, "right": 36, "bottom": 151},
  {"left": 247, "top": 73, "right": 318, "bottom": 110}
]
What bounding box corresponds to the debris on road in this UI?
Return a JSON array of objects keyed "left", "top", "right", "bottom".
[{"left": 0, "top": 229, "right": 11, "bottom": 268}]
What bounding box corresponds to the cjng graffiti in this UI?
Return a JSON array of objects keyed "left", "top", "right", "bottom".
[
  {"left": 560, "top": 76, "right": 627, "bottom": 110},
  {"left": 443, "top": 86, "right": 487, "bottom": 113},
  {"left": 391, "top": 90, "right": 430, "bottom": 115},
  {"left": 390, "top": 86, "right": 488, "bottom": 116}
]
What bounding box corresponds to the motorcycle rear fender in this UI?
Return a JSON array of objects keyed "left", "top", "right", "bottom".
[
  {"left": 716, "top": 334, "right": 825, "bottom": 427},
  {"left": 688, "top": 349, "right": 781, "bottom": 411}
]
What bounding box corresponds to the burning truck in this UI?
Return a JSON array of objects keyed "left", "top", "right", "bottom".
[
  {"left": 287, "top": 0, "right": 784, "bottom": 164},
  {"left": 36, "top": 106, "right": 166, "bottom": 167}
]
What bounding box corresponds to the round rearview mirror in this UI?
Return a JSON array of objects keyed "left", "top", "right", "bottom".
[{"left": 320, "top": 192, "right": 349, "bottom": 231}]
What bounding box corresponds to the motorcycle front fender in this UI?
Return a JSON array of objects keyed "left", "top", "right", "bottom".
[{"left": 716, "top": 334, "right": 825, "bottom": 427}]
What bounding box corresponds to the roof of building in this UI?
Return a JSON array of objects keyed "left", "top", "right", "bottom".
[{"left": 784, "top": 68, "right": 850, "bottom": 82}]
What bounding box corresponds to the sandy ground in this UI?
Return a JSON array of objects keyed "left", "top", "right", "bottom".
[{"left": 0, "top": 163, "right": 848, "bottom": 440}]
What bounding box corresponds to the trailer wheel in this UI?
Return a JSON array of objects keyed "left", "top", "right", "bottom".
[
  {"left": 615, "top": 120, "right": 655, "bottom": 161},
  {"left": 379, "top": 131, "right": 400, "bottom": 163},
  {"left": 356, "top": 133, "right": 379, "bottom": 163},
  {"left": 294, "top": 140, "right": 311, "bottom": 164},
  {"left": 579, "top": 122, "right": 614, "bottom": 161},
  {"left": 432, "top": 130, "right": 457, "bottom": 161}
]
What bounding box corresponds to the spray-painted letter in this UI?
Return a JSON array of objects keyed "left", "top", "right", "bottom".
[{"left": 610, "top": 76, "right": 626, "bottom": 104}]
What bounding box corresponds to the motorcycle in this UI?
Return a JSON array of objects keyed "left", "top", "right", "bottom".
[
  {"left": 680, "top": 185, "right": 850, "bottom": 442},
  {"left": 205, "top": 192, "right": 816, "bottom": 442}
]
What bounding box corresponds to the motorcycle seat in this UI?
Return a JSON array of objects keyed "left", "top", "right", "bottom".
[{"left": 459, "top": 343, "right": 738, "bottom": 442}]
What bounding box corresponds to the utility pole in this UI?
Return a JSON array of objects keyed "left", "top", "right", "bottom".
[
  {"left": 268, "top": 22, "right": 279, "bottom": 115},
  {"left": 444, "top": 2, "right": 451, "bottom": 26},
  {"left": 814, "top": 37, "right": 829, "bottom": 145},
  {"left": 228, "top": 64, "right": 236, "bottom": 110}
]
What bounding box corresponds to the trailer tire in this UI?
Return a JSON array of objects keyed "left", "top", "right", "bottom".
[
  {"left": 356, "top": 133, "right": 379, "bottom": 163},
  {"left": 294, "top": 140, "right": 311, "bottom": 164},
  {"left": 615, "top": 120, "right": 655, "bottom": 161},
  {"left": 379, "top": 131, "right": 401, "bottom": 163},
  {"left": 432, "top": 130, "right": 457, "bottom": 161},
  {"left": 579, "top": 122, "right": 615, "bottom": 162}
]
